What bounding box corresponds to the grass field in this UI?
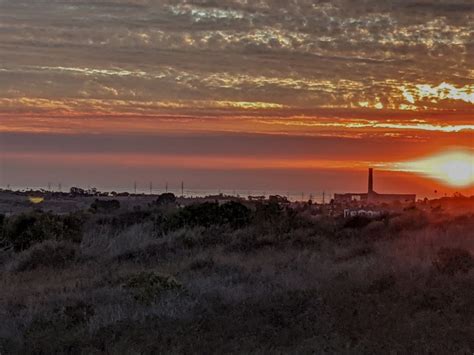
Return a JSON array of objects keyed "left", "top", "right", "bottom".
[{"left": 0, "top": 194, "right": 473, "bottom": 354}]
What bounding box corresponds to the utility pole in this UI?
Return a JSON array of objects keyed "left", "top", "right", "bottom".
[
  {"left": 165, "top": 182, "right": 168, "bottom": 193},
  {"left": 48, "top": 182, "right": 52, "bottom": 192},
  {"left": 58, "top": 183, "right": 62, "bottom": 193},
  {"left": 322, "top": 191, "right": 325, "bottom": 205},
  {"left": 149, "top": 182, "right": 153, "bottom": 195},
  {"left": 134, "top": 181, "right": 137, "bottom": 195},
  {"left": 181, "top": 181, "right": 184, "bottom": 197}
]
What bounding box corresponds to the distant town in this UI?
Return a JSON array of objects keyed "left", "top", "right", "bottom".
[{"left": 1, "top": 169, "right": 472, "bottom": 220}]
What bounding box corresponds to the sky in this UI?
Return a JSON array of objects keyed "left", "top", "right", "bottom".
[{"left": 0, "top": 0, "right": 473, "bottom": 198}]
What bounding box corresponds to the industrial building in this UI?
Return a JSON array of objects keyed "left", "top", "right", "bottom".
[{"left": 334, "top": 168, "right": 416, "bottom": 204}]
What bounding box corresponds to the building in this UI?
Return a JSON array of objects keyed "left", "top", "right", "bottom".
[
  {"left": 343, "top": 209, "right": 382, "bottom": 218},
  {"left": 334, "top": 168, "right": 416, "bottom": 204}
]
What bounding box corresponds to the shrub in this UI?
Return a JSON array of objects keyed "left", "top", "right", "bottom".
[
  {"left": 433, "top": 248, "right": 473, "bottom": 275},
  {"left": 253, "top": 202, "right": 283, "bottom": 228},
  {"left": 61, "top": 213, "right": 86, "bottom": 243},
  {"left": 179, "top": 202, "right": 221, "bottom": 228},
  {"left": 184, "top": 226, "right": 226, "bottom": 249},
  {"left": 162, "top": 202, "right": 251, "bottom": 231},
  {"left": 219, "top": 201, "right": 251, "bottom": 228},
  {"left": 388, "top": 210, "right": 429, "bottom": 232},
  {"left": 334, "top": 245, "right": 374, "bottom": 263},
  {"left": 366, "top": 274, "right": 396, "bottom": 294},
  {"left": 122, "top": 272, "right": 182, "bottom": 304},
  {"left": 3, "top": 212, "right": 84, "bottom": 252},
  {"left": 118, "top": 210, "right": 153, "bottom": 228},
  {"left": 364, "top": 220, "right": 386, "bottom": 234},
  {"left": 154, "top": 193, "right": 177, "bottom": 206},
  {"left": 344, "top": 216, "right": 372, "bottom": 229},
  {"left": 225, "top": 229, "right": 275, "bottom": 253},
  {"left": 62, "top": 301, "right": 95, "bottom": 327},
  {"left": 90, "top": 199, "right": 120, "bottom": 213},
  {"left": 3, "top": 213, "right": 48, "bottom": 251},
  {"left": 189, "top": 257, "right": 215, "bottom": 271},
  {"left": 253, "top": 202, "right": 309, "bottom": 234},
  {"left": 23, "top": 301, "right": 94, "bottom": 353},
  {"left": 0, "top": 213, "right": 4, "bottom": 233},
  {"left": 11, "top": 240, "right": 77, "bottom": 272}
]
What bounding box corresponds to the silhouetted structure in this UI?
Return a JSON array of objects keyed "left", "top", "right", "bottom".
[{"left": 334, "top": 169, "right": 416, "bottom": 204}]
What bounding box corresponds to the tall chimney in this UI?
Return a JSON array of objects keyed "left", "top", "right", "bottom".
[{"left": 368, "top": 168, "right": 374, "bottom": 193}]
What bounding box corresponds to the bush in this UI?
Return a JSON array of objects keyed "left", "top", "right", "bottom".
[
  {"left": 162, "top": 202, "right": 251, "bottom": 231},
  {"left": 189, "top": 257, "right": 215, "bottom": 271},
  {"left": 225, "top": 229, "right": 276, "bottom": 253},
  {"left": 23, "top": 301, "right": 94, "bottom": 353},
  {"left": 179, "top": 202, "right": 221, "bottom": 228},
  {"left": 4, "top": 212, "right": 64, "bottom": 252},
  {"left": 366, "top": 274, "right": 396, "bottom": 294},
  {"left": 344, "top": 216, "right": 372, "bottom": 229},
  {"left": 253, "top": 203, "right": 308, "bottom": 234},
  {"left": 61, "top": 213, "right": 86, "bottom": 243},
  {"left": 11, "top": 240, "right": 77, "bottom": 272},
  {"left": 154, "top": 193, "right": 177, "bottom": 206},
  {"left": 90, "top": 199, "right": 120, "bottom": 213},
  {"left": 253, "top": 202, "right": 283, "bottom": 228},
  {"left": 3, "top": 212, "right": 84, "bottom": 252},
  {"left": 433, "top": 248, "right": 473, "bottom": 275},
  {"left": 122, "top": 272, "right": 182, "bottom": 304},
  {"left": 219, "top": 201, "right": 251, "bottom": 228},
  {"left": 0, "top": 213, "right": 4, "bottom": 234},
  {"left": 388, "top": 210, "right": 428, "bottom": 232}
]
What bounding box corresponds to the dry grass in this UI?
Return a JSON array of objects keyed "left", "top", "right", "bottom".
[{"left": 0, "top": 203, "right": 473, "bottom": 354}]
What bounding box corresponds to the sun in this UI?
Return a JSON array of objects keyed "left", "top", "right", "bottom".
[
  {"left": 439, "top": 158, "right": 472, "bottom": 187},
  {"left": 393, "top": 150, "right": 474, "bottom": 187}
]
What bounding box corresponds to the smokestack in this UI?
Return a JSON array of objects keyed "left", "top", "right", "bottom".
[{"left": 368, "top": 168, "right": 374, "bottom": 193}]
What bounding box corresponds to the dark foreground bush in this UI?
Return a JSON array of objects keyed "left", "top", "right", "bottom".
[
  {"left": 90, "top": 199, "right": 120, "bottom": 213},
  {"left": 165, "top": 202, "right": 251, "bottom": 231},
  {"left": 153, "top": 193, "right": 177, "bottom": 206},
  {"left": 189, "top": 257, "right": 215, "bottom": 271},
  {"left": 344, "top": 216, "right": 373, "bottom": 229},
  {"left": 21, "top": 301, "right": 95, "bottom": 354},
  {"left": 3, "top": 212, "right": 85, "bottom": 252},
  {"left": 11, "top": 240, "right": 77, "bottom": 272},
  {"left": 122, "top": 272, "right": 182, "bottom": 304},
  {"left": 433, "top": 247, "right": 473, "bottom": 275}
]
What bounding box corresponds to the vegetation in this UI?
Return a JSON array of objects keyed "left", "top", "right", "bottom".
[
  {"left": 90, "top": 199, "right": 120, "bottom": 213},
  {"left": 1, "top": 211, "right": 84, "bottom": 251},
  {"left": 0, "top": 195, "right": 473, "bottom": 354}
]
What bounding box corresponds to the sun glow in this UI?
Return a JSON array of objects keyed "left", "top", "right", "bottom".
[{"left": 392, "top": 150, "right": 474, "bottom": 187}]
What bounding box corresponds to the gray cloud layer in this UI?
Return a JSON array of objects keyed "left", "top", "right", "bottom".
[{"left": 0, "top": 0, "right": 472, "bottom": 111}]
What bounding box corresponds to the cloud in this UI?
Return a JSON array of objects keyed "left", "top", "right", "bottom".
[{"left": 0, "top": 1, "right": 472, "bottom": 149}]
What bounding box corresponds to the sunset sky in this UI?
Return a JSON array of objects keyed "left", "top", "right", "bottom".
[{"left": 0, "top": 0, "right": 473, "bottom": 198}]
